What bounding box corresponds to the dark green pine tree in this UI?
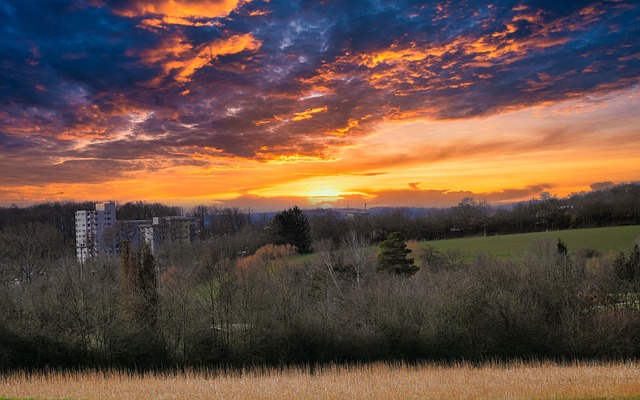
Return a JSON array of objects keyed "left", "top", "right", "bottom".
[
  {"left": 270, "top": 206, "right": 312, "bottom": 253},
  {"left": 377, "top": 232, "right": 419, "bottom": 276}
]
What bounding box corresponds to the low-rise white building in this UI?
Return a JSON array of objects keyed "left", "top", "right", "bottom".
[
  {"left": 75, "top": 202, "right": 197, "bottom": 261},
  {"left": 141, "top": 216, "right": 198, "bottom": 254}
]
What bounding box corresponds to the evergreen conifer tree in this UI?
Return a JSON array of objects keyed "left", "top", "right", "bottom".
[
  {"left": 377, "top": 232, "right": 419, "bottom": 276},
  {"left": 269, "top": 206, "right": 312, "bottom": 253}
]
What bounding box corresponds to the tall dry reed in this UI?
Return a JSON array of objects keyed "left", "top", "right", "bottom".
[{"left": 2, "top": 361, "right": 640, "bottom": 399}]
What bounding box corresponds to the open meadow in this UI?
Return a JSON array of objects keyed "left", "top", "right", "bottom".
[
  {"left": 2, "top": 361, "right": 640, "bottom": 400},
  {"left": 296, "top": 225, "right": 640, "bottom": 263},
  {"left": 420, "top": 225, "right": 640, "bottom": 258}
]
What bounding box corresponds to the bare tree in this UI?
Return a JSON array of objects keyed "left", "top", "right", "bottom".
[
  {"left": 313, "top": 239, "right": 342, "bottom": 292},
  {"left": 341, "top": 231, "right": 374, "bottom": 287},
  {"left": 0, "top": 222, "right": 65, "bottom": 285}
]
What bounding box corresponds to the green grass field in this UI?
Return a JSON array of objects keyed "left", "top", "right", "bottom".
[
  {"left": 293, "top": 225, "right": 640, "bottom": 264},
  {"left": 419, "top": 225, "right": 640, "bottom": 258}
]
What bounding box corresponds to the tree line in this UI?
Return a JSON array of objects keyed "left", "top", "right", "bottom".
[
  {"left": 305, "top": 183, "right": 640, "bottom": 245},
  {"left": 187, "top": 183, "right": 640, "bottom": 247}
]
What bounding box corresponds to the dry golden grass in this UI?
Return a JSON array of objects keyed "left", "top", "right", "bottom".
[{"left": 2, "top": 361, "right": 640, "bottom": 400}]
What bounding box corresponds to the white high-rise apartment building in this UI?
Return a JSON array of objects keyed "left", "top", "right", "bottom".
[
  {"left": 75, "top": 201, "right": 116, "bottom": 262},
  {"left": 75, "top": 210, "right": 96, "bottom": 262}
]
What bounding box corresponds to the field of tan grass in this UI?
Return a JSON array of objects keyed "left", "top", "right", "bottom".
[{"left": 2, "top": 361, "right": 640, "bottom": 400}]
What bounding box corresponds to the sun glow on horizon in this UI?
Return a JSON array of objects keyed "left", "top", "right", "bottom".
[{"left": 305, "top": 188, "right": 343, "bottom": 199}]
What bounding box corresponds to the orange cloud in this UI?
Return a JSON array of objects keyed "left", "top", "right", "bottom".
[
  {"left": 140, "top": 33, "right": 261, "bottom": 82},
  {"left": 292, "top": 106, "right": 328, "bottom": 121},
  {"left": 512, "top": 11, "right": 544, "bottom": 24},
  {"left": 114, "top": 0, "right": 248, "bottom": 20},
  {"left": 248, "top": 9, "right": 270, "bottom": 16},
  {"left": 466, "top": 35, "right": 570, "bottom": 61},
  {"left": 343, "top": 41, "right": 457, "bottom": 69},
  {"left": 140, "top": 16, "right": 219, "bottom": 28},
  {"left": 333, "top": 119, "right": 359, "bottom": 136},
  {"left": 357, "top": 45, "right": 428, "bottom": 68},
  {"left": 177, "top": 33, "right": 261, "bottom": 81},
  {"left": 141, "top": 35, "right": 193, "bottom": 64}
]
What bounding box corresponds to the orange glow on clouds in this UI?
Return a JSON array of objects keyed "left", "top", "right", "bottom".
[
  {"left": 176, "top": 34, "right": 261, "bottom": 82},
  {"left": 140, "top": 33, "right": 261, "bottom": 83},
  {"left": 114, "top": 0, "right": 248, "bottom": 20},
  {"left": 6, "top": 87, "right": 638, "bottom": 211},
  {"left": 292, "top": 106, "right": 328, "bottom": 121}
]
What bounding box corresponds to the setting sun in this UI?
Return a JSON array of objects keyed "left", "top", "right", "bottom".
[{"left": 305, "top": 189, "right": 343, "bottom": 200}]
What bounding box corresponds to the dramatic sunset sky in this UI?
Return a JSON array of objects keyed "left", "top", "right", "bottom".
[{"left": 1, "top": 0, "right": 639, "bottom": 210}]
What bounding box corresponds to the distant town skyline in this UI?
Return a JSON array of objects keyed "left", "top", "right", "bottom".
[{"left": 1, "top": 1, "right": 639, "bottom": 211}]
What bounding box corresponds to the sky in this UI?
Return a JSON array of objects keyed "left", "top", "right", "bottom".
[{"left": 0, "top": 0, "right": 639, "bottom": 211}]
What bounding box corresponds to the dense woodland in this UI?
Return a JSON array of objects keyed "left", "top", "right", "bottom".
[{"left": 0, "top": 183, "right": 640, "bottom": 370}]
